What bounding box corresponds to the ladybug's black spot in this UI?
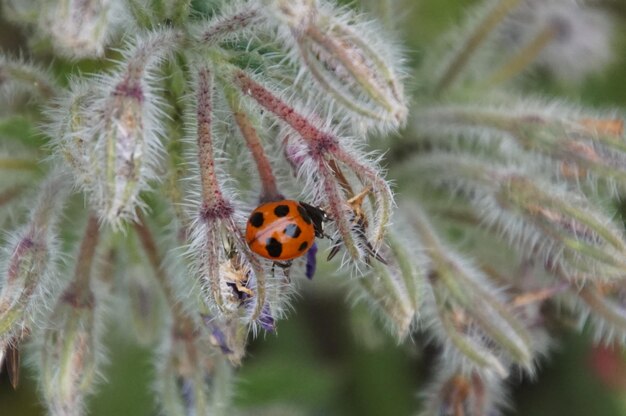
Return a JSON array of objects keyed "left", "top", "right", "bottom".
[
  {"left": 298, "top": 241, "right": 308, "bottom": 251},
  {"left": 297, "top": 204, "right": 312, "bottom": 224},
  {"left": 265, "top": 237, "right": 283, "bottom": 258},
  {"left": 249, "top": 212, "right": 264, "bottom": 227},
  {"left": 274, "top": 204, "right": 290, "bottom": 217},
  {"left": 284, "top": 224, "right": 301, "bottom": 238}
]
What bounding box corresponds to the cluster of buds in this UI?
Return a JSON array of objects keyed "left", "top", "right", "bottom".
[
  {"left": 424, "top": 0, "right": 615, "bottom": 92},
  {"left": 3, "top": 0, "right": 127, "bottom": 59},
  {"left": 0, "top": 0, "right": 624, "bottom": 414},
  {"left": 398, "top": 0, "right": 624, "bottom": 413},
  {"left": 0, "top": 0, "right": 408, "bottom": 414}
]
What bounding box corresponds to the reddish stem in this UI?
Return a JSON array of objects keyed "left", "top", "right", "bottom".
[
  {"left": 232, "top": 108, "right": 282, "bottom": 202},
  {"left": 233, "top": 70, "right": 339, "bottom": 153},
  {"left": 71, "top": 213, "right": 101, "bottom": 294},
  {"left": 197, "top": 67, "right": 233, "bottom": 221}
]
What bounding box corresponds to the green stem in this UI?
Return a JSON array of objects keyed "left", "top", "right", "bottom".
[
  {"left": 434, "top": 0, "right": 522, "bottom": 95},
  {"left": 486, "top": 25, "right": 555, "bottom": 86},
  {"left": 72, "top": 214, "right": 101, "bottom": 294},
  {"left": 0, "top": 158, "right": 40, "bottom": 171}
]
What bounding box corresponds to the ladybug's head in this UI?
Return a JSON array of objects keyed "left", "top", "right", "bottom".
[{"left": 298, "top": 202, "right": 329, "bottom": 239}]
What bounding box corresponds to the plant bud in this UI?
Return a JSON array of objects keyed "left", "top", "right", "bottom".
[
  {"left": 0, "top": 54, "right": 57, "bottom": 99},
  {"left": 156, "top": 321, "right": 234, "bottom": 416},
  {"left": 420, "top": 365, "right": 508, "bottom": 416},
  {"left": 40, "top": 290, "right": 98, "bottom": 416},
  {"left": 407, "top": 204, "right": 534, "bottom": 375},
  {"left": 266, "top": 0, "right": 407, "bottom": 129},
  {"left": 412, "top": 153, "right": 626, "bottom": 281},
  {"left": 40, "top": 214, "right": 102, "bottom": 416},
  {"left": 40, "top": 0, "right": 126, "bottom": 59},
  {"left": 354, "top": 231, "right": 422, "bottom": 341},
  {"left": 498, "top": 0, "right": 614, "bottom": 82},
  {"left": 87, "top": 30, "right": 181, "bottom": 226},
  {"left": 0, "top": 175, "right": 66, "bottom": 347}
]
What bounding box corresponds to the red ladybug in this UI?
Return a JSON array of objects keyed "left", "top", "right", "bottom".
[{"left": 245, "top": 200, "right": 326, "bottom": 261}]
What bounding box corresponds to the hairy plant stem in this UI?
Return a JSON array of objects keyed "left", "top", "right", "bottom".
[
  {"left": 486, "top": 25, "right": 556, "bottom": 86},
  {"left": 196, "top": 67, "right": 228, "bottom": 212},
  {"left": 133, "top": 214, "right": 186, "bottom": 321},
  {"left": 434, "top": 0, "right": 522, "bottom": 95},
  {"left": 71, "top": 214, "right": 100, "bottom": 295},
  {"left": 225, "top": 87, "right": 281, "bottom": 202}
]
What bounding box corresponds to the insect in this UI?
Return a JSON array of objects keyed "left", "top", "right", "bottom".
[{"left": 245, "top": 200, "right": 327, "bottom": 262}]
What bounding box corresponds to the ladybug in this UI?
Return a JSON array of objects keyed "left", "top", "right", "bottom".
[{"left": 246, "top": 200, "right": 327, "bottom": 261}]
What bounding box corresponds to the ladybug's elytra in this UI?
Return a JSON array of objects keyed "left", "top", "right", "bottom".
[{"left": 245, "top": 200, "right": 326, "bottom": 261}]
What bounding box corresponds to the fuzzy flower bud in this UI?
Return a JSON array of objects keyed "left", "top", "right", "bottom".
[
  {"left": 50, "top": 80, "right": 98, "bottom": 189},
  {"left": 265, "top": 0, "right": 407, "bottom": 129},
  {"left": 353, "top": 229, "right": 422, "bottom": 341},
  {"left": 187, "top": 66, "right": 267, "bottom": 327},
  {"left": 420, "top": 364, "right": 508, "bottom": 416},
  {"left": 564, "top": 280, "right": 626, "bottom": 346},
  {"left": 415, "top": 102, "right": 626, "bottom": 193},
  {"left": 156, "top": 320, "right": 233, "bottom": 416},
  {"left": 498, "top": 176, "right": 626, "bottom": 280},
  {"left": 40, "top": 295, "right": 98, "bottom": 416},
  {"left": 407, "top": 205, "right": 533, "bottom": 376},
  {"left": 77, "top": 30, "right": 181, "bottom": 226},
  {"left": 0, "top": 174, "right": 67, "bottom": 350},
  {"left": 0, "top": 54, "right": 57, "bottom": 100},
  {"left": 40, "top": 214, "right": 102, "bottom": 416},
  {"left": 39, "top": 0, "right": 126, "bottom": 59},
  {"left": 497, "top": 0, "right": 614, "bottom": 83},
  {"left": 412, "top": 153, "right": 626, "bottom": 282}
]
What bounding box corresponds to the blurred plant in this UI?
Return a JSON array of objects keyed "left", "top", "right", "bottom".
[{"left": 0, "top": 0, "right": 624, "bottom": 415}]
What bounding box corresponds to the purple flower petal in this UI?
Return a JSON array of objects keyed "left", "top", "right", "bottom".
[
  {"left": 259, "top": 304, "right": 275, "bottom": 332},
  {"left": 201, "top": 314, "right": 233, "bottom": 354},
  {"left": 305, "top": 242, "right": 318, "bottom": 279}
]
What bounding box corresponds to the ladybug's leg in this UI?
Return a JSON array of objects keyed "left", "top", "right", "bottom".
[
  {"left": 275, "top": 261, "right": 293, "bottom": 269},
  {"left": 271, "top": 260, "right": 292, "bottom": 282},
  {"left": 326, "top": 216, "right": 387, "bottom": 265},
  {"left": 353, "top": 216, "right": 387, "bottom": 265},
  {"left": 327, "top": 239, "right": 342, "bottom": 261},
  {"left": 275, "top": 261, "right": 292, "bottom": 280}
]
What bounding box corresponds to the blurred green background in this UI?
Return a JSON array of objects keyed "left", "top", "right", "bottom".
[{"left": 2, "top": 0, "right": 626, "bottom": 415}]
